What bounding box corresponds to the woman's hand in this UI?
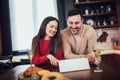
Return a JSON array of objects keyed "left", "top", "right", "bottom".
[{"left": 47, "top": 54, "right": 58, "bottom": 66}]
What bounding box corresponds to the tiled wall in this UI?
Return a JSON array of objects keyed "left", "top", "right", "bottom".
[{"left": 95, "top": 27, "right": 120, "bottom": 50}]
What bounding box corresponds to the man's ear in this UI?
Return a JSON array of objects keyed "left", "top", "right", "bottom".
[{"left": 81, "top": 19, "right": 83, "bottom": 23}]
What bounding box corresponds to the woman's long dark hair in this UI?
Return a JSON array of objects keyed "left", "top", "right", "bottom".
[{"left": 32, "top": 16, "right": 62, "bottom": 56}]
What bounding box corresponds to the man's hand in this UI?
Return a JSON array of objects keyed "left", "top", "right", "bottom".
[
  {"left": 86, "top": 53, "right": 95, "bottom": 64},
  {"left": 47, "top": 54, "right": 58, "bottom": 66}
]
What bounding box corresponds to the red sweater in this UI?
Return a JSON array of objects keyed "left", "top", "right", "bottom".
[{"left": 32, "top": 39, "right": 64, "bottom": 66}]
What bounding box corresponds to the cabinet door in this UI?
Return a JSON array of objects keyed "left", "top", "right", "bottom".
[
  {"left": 0, "top": 26, "right": 2, "bottom": 55},
  {"left": 74, "top": 0, "right": 118, "bottom": 29},
  {"left": 116, "top": 0, "right": 120, "bottom": 27}
]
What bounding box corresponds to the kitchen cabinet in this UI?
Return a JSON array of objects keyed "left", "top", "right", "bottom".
[
  {"left": 0, "top": 26, "right": 2, "bottom": 56},
  {"left": 74, "top": 0, "right": 118, "bottom": 29}
]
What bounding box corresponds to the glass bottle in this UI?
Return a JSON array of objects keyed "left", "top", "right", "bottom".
[
  {"left": 106, "top": 5, "right": 111, "bottom": 12},
  {"left": 97, "top": 20, "right": 100, "bottom": 26},
  {"left": 103, "top": 19, "right": 107, "bottom": 25},
  {"left": 85, "top": 7, "right": 89, "bottom": 14},
  {"left": 100, "top": 6, "right": 104, "bottom": 13}
]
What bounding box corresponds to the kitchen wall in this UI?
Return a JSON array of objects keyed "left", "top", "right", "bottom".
[{"left": 96, "top": 27, "right": 120, "bottom": 50}]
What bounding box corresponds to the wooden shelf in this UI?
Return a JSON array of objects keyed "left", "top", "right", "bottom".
[
  {"left": 94, "top": 24, "right": 118, "bottom": 29},
  {"left": 83, "top": 12, "right": 116, "bottom": 17},
  {"left": 74, "top": 0, "right": 115, "bottom": 5}
]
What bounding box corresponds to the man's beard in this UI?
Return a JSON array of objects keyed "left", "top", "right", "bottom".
[{"left": 70, "top": 27, "right": 79, "bottom": 35}]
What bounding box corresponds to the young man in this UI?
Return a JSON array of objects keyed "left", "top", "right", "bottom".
[{"left": 61, "top": 9, "right": 97, "bottom": 63}]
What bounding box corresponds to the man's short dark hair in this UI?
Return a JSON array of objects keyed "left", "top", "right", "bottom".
[{"left": 67, "top": 8, "right": 83, "bottom": 18}]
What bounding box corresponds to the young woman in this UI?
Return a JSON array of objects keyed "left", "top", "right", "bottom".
[{"left": 31, "top": 16, "right": 64, "bottom": 71}]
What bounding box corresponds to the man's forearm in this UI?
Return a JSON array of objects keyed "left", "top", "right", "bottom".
[{"left": 64, "top": 53, "right": 87, "bottom": 59}]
